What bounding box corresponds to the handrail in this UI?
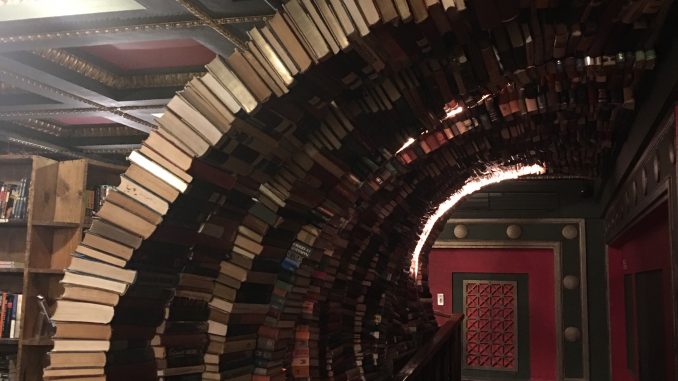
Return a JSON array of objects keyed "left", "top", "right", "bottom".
[
  {"left": 394, "top": 313, "right": 464, "bottom": 381},
  {"left": 433, "top": 310, "right": 453, "bottom": 319}
]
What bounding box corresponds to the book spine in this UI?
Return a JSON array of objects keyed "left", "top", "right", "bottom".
[
  {"left": 12, "top": 181, "right": 21, "bottom": 220},
  {"left": 0, "top": 186, "right": 7, "bottom": 221},
  {"left": 12, "top": 295, "right": 20, "bottom": 339},
  {"left": 3, "top": 295, "right": 13, "bottom": 339},
  {"left": 0, "top": 293, "right": 6, "bottom": 338},
  {"left": 9, "top": 294, "right": 16, "bottom": 339},
  {"left": 14, "top": 179, "right": 25, "bottom": 220}
]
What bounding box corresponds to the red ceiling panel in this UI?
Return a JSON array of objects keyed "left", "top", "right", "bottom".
[{"left": 79, "top": 38, "right": 216, "bottom": 70}]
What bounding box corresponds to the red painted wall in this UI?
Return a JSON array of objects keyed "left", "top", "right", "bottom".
[
  {"left": 608, "top": 203, "right": 673, "bottom": 381},
  {"left": 428, "top": 248, "right": 557, "bottom": 381}
]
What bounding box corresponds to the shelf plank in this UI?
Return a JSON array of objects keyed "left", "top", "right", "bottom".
[
  {"left": 0, "top": 339, "right": 18, "bottom": 345},
  {"left": 27, "top": 268, "right": 64, "bottom": 275},
  {"left": 0, "top": 268, "right": 24, "bottom": 274},
  {"left": 32, "top": 221, "right": 81, "bottom": 228},
  {"left": 0, "top": 155, "right": 33, "bottom": 164},
  {"left": 0, "top": 220, "right": 27, "bottom": 227},
  {"left": 21, "top": 337, "right": 52, "bottom": 346}
]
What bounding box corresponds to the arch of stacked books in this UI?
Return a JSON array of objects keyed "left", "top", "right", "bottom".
[{"left": 44, "top": 0, "right": 671, "bottom": 380}]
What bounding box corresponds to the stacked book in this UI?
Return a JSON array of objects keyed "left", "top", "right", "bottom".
[
  {"left": 47, "top": 0, "right": 672, "bottom": 380},
  {"left": 45, "top": 156, "right": 189, "bottom": 381},
  {"left": 84, "top": 185, "right": 116, "bottom": 226},
  {"left": 0, "top": 178, "right": 28, "bottom": 222}
]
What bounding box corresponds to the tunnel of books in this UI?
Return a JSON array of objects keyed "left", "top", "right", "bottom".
[{"left": 44, "top": 1, "right": 675, "bottom": 380}]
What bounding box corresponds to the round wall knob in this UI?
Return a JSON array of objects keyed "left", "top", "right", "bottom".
[
  {"left": 563, "top": 275, "right": 579, "bottom": 290},
  {"left": 561, "top": 225, "right": 578, "bottom": 240},
  {"left": 564, "top": 327, "right": 581, "bottom": 342},
  {"left": 506, "top": 224, "right": 522, "bottom": 239},
  {"left": 453, "top": 224, "right": 468, "bottom": 239}
]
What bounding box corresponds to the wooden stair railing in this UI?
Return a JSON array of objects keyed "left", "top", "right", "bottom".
[{"left": 394, "top": 313, "right": 464, "bottom": 381}]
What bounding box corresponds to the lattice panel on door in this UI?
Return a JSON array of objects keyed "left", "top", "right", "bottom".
[{"left": 463, "top": 280, "right": 518, "bottom": 372}]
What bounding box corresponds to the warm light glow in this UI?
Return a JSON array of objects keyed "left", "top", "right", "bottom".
[
  {"left": 395, "top": 137, "right": 416, "bottom": 154},
  {"left": 442, "top": 105, "right": 464, "bottom": 120},
  {"left": 151, "top": 113, "right": 165, "bottom": 118},
  {"left": 410, "top": 163, "right": 546, "bottom": 277},
  {"left": 474, "top": 94, "right": 491, "bottom": 106}
]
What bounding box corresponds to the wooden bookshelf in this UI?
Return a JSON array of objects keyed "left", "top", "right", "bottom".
[{"left": 0, "top": 155, "right": 123, "bottom": 381}]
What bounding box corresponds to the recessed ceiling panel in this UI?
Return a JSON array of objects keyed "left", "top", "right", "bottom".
[{"left": 78, "top": 39, "right": 216, "bottom": 70}]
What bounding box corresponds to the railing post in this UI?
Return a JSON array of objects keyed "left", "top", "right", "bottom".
[{"left": 393, "top": 313, "right": 464, "bottom": 381}]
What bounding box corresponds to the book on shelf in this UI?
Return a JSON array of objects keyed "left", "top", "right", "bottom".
[
  {"left": 0, "top": 178, "right": 29, "bottom": 223},
  {"left": 84, "top": 184, "right": 115, "bottom": 226},
  {"left": 0, "top": 262, "right": 22, "bottom": 270},
  {"left": 0, "top": 353, "right": 16, "bottom": 381},
  {"left": 0, "top": 293, "right": 21, "bottom": 339}
]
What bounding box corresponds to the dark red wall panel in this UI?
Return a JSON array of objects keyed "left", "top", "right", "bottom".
[
  {"left": 429, "top": 247, "right": 556, "bottom": 380},
  {"left": 608, "top": 203, "right": 673, "bottom": 381}
]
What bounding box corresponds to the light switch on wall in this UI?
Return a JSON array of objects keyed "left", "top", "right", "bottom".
[{"left": 436, "top": 293, "right": 444, "bottom": 305}]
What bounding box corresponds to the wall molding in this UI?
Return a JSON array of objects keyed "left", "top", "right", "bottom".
[{"left": 435, "top": 218, "right": 589, "bottom": 381}]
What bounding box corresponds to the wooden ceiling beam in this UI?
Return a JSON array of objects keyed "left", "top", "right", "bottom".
[
  {"left": 0, "top": 105, "right": 161, "bottom": 124},
  {"left": 0, "top": 14, "right": 271, "bottom": 53},
  {"left": 0, "top": 128, "right": 126, "bottom": 164},
  {"left": 175, "top": 0, "right": 247, "bottom": 51},
  {"left": 0, "top": 56, "right": 156, "bottom": 132}
]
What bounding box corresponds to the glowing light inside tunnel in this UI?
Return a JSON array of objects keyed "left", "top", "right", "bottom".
[
  {"left": 410, "top": 163, "right": 546, "bottom": 277},
  {"left": 443, "top": 105, "right": 464, "bottom": 120},
  {"left": 396, "top": 137, "right": 416, "bottom": 154}
]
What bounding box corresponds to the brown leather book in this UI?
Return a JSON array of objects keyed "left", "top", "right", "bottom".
[
  {"left": 43, "top": 367, "right": 104, "bottom": 379},
  {"left": 168, "top": 94, "right": 224, "bottom": 145},
  {"left": 342, "top": 0, "right": 370, "bottom": 36},
  {"left": 138, "top": 145, "right": 191, "bottom": 185},
  {"left": 80, "top": 233, "right": 133, "bottom": 262},
  {"left": 199, "top": 72, "right": 242, "bottom": 115},
  {"left": 156, "top": 111, "right": 210, "bottom": 156},
  {"left": 245, "top": 42, "right": 287, "bottom": 97},
  {"left": 260, "top": 25, "right": 300, "bottom": 76},
  {"left": 124, "top": 163, "right": 180, "bottom": 203},
  {"left": 61, "top": 271, "right": 129, "bottom": 295},
  {"left": 373, "top": 0, "right": 398, "bottom": 23},
  {"left": 116, "top": 176, "right": 169, "bottom": 216},
  {"left": 96, "top": 201, "right": 156, "bottom": 239},
  {"left": 54, "top": 322, "right": 112, "bottom": 340},
  {"left": 52, "top": 299, "right": 113, "bottom": 324},
  {"left": 248, "top": 27, "right": 296, "bottom": 85},
  {"left": 283, "top": 0, "right": 331, "bottom": 60},
  {"left": 227, "top": 50, "right": 273, "bottom": 103},
  {"left": 408, "top": 0, "right": 428, "bottom": 23},
  {"left": 88, "top": 219, "right": 142, "bottom": 249},
  {"left": 60, "top": 285, "right": 120, "bottom": 306},
  {"left": 205, "top": 57, "right": 258, "bottom": 113},
  {"left": 267, "top": 13, "right": 313, "bottom": 72},
  {"left": 300, "top": 0, "right": 340, "bottom": 53},
  {"left": 48, "top": 352, "right": 106, "bottom": 369},
  {"left": 67, "top": 255, "right": 136, "bottom": 284},
  {"left": 143, "top": 130, "right": 194, "bottom": 170},
  {"left": 183, "top": 78, "right": 235, "bottom": 129}
]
